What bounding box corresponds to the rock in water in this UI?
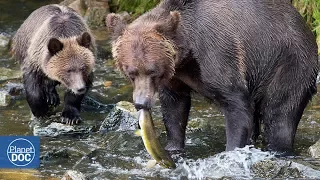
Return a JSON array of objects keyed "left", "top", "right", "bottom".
[
  {"left": 99, "top": 101, "right": 138, "bottom": 132},
  {"left": 41, "top": 148, "right": 70, "bottom": 162},
  {"left": 309, "top": 139, "right": 320, "bottom": 158},
  {"left": 33, "top": 121, "right": 92, "bottom": 137},
  {"left": 85, "top": 0, "right": 109, "bottom": 28},
  {"left": 60, "top": 0, "right": 87, "bottom": 16},
  {"left": 0, "top": 90, "right": 10, "bottom": 106},
  {"left": 0, "top": 33, "right": 10, "bottom": 49},
  {"left": 252, "top": 159, "right": 302, "bottom": 178},
  {"left": 0, "top": 67, "right": 22, "bottom": 81},
  {"left": 61, "top": 170, "right": 87, "bottom": 180},
  {"left": 0, "top": 82, "right": 24, "bottom": 106}
]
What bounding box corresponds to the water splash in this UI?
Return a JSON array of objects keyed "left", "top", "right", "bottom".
[
  {"left": 85, "top": 146, "right": 273, "bottom": 179},
  {"left": 170, "top": 146, "right": 273, "bottom": 179},
  {"left": 86, "top": 145, "right": 320, "bottom": 179}
]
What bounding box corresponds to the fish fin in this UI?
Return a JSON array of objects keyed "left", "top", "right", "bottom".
[
  {"left": 134, "top": 129, "right": 141, "bottom": 136},
  {"left": 146, "top": 160, "right": 157, "bottom": 168}
]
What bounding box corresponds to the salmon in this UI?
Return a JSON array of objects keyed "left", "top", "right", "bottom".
[{"left": 135, "top": 109, "right": 176, "bottom": 169}]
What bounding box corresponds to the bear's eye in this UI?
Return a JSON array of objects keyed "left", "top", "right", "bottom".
[
  {"left": 128, "top": 70, "right": 138, "bottom": 81},
  {"left": 159, "top": 74, "right": 164, "bottom": 79},
  {"left": 146, "top": 70, "right": 156, "bottom": 76},
  {"left": 128, "top": 73, "right": 136, "bottom": 81},
  {"left": 67, "top": 69, "right": 73, "bottom": 73},
  {"left": 80, "top": 66, "right": 86, "bottom": 71}
]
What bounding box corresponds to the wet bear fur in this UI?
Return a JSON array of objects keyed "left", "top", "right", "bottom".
[
  {"left": 107, "top": 0, "right": 319, "bottom": 154},
  {"left": 12, "top": 4, "right": 96, "bottom": 124}
]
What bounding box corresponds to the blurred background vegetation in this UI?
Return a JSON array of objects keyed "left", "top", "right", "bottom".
[
  {"left": 293, "top": 0, "right": 320, "bottom": 54},
  {"left": 109, "top": 0, "right": 160, "bottom": 18},
  {"left": 109, "top": 0, "right": 319, "bottom": 54}
]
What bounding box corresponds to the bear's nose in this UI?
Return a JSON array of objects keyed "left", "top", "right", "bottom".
[{"left": 77, "top": 87, "right": 86, "bottom": 94}]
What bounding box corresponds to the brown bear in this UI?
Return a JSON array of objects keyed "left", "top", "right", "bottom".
[
  {"left": 106, "top": 0, "right": 319, "bottom": 155},
  {"left": 12, "top": 4, "right": 96, "bottom": 125}
]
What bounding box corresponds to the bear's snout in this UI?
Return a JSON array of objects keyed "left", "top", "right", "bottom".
[
  {"left": 75, "top": 87, "right": 86, "bottom": 94},
  {"left": 132, "top": 76, "right": 155, "bottom": 110},
  {"left": 134, "top": 101, "right": 150, "bottom": 111},
  {"left": 69, "top": 73, "right": 87, "bottom": 95}
]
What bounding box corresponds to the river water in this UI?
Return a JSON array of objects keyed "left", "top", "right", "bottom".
[{"left": 0, "top": 1, "right": 320, "bottom": 179}]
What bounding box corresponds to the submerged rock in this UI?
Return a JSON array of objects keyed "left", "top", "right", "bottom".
[
  {"left": 41, "top": 148, "right": 70, "bottom": 162},
  {"left": 0, "top": 82, "right": 24, "bottom": 106},
  {"left": 0, "top": 67, "right": 22, "bottom": 80},
  {"left": 252, "top": 158, "right": 320, "bottom": 179},
  {"left": 0, "top": 33, "right": 10, "bottom": 49},
  {"left": 309, "top": 139, "right": 320, "bottom": 158},
  {"left": 99, "top": 101, "right": 138, "bottom": 132},
  {"left": 61, "top": 170, "right": 87, "bottom": 180},
  {"left": 33, "top": 121, "right": 92, "bottom": 137},
  {"left": 4, "top": 82, "right": 24, "bottom": 97},
  {"left": 0, "top": 90, "right": 10, "bottom": 106},
  {"left": 252, "top": 159, "right": 302, "bottom": 178}
]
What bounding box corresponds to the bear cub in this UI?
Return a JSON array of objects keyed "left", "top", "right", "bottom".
[{"left": 12, "top": 5, "right": 96, "bottom": 125}]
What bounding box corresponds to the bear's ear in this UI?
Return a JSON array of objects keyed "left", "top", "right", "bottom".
[
  {"left": 155, "top": 11, "right": 180, "bottom": 36},
  {"left": 48, "top": 38, "right": 63, "bottom": 56},
  {"left": 106, "top": 13, "right": 127, "bottom": 40},
  {"left": 77, "top": 32, "right": 91, "bottom": 48}
]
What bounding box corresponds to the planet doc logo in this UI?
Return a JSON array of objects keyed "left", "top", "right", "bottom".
[{"left": 6, "top": 138, "right": 36, "bottom": 167}]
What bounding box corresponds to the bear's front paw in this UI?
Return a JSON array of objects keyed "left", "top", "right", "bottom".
[
  {"left": 46, "top": 92, "right": 60, "bottom": 107},
  {"left": 61, "top": 107, "right": 81, "bottom": 125}
]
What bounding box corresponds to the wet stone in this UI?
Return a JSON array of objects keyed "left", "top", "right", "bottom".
[
  {"left": 0, "top": 82, "right": 24, "bottom": 106},
  {"left": 0, "top": 90, "right": 10, "bottom": 106},
  {"left": 33, "top": 120, "right": 92, "bottom": 137},
  {"left": 5, "top": 82, "right": 24, "bottom": 96},
  {"left": 61, "top": 170, "right": 87, "bottom": 180},
  {"left": 309, "top": 139, "right": 320, "bottom": 158},
  {"left": 0, "top": 67, "right": 22, "bottom": 81},
  {"left": 252, "top": 159, "right": 302, "bottom": 179},
  {"left": 41, "top": 148, "right": 70, "bottom": 162},
  {"left": 85, "top": 0, "right": 109, "bottom": 28},
  {"left": 99, "top": 101, "right": 138, "bottom": 132},
  {"left": 0, "top": 33, "right": 10, "bottom": 49},
  {"left": 187, "top": 118, "right": 203, "bottom": 132},
  {"left": 60, "top": 0, "right": 87, "bottom": 16}
]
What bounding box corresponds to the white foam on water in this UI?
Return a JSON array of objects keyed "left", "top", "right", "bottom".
[
  {"left": 88, "top": 146, "right": 320, "bottom": 179},
  {"left": 168, "top": 145, "right": 273, "bottom": 179},
  {"left": 90, "top": 146, "right": 273, "bottom": 179},
  {"left": 290, "top": 161, "right": 320, "bottom": 178}
]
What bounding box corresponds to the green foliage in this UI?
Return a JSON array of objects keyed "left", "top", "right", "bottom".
[
  {"left": 109, "top": 0, "right": 160, "bottom": 18},
  {"left": 293, "top": 0, "right": 320, "bottom": 54}
]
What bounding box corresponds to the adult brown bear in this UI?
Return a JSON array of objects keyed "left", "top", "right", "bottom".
[
  {"left": 12, "top": 5, "right": 96, "bottom": 125},
  {"left": 106, "top": 0, "right": 319, "bottom": 155}
]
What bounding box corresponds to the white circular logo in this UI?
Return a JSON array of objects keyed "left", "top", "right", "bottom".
[{"left": 7, "top": 138, "right": 36, "bottom": 167}]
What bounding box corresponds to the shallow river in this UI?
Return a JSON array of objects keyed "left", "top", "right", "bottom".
[{"left": 0, "top": 1, "right": 320, "bottom": 179}]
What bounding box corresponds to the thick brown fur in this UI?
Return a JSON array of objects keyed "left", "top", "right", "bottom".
[
  {"left": 12, "top": 4, "right": 96, "bottom": 124},
  {"left": 107, "top": 0, "right": 319, "bottom": 155}
]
